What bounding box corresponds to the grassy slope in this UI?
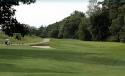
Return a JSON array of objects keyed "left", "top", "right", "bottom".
[{"left": 0, "top": 39, "right": 125, "bottom": 76}]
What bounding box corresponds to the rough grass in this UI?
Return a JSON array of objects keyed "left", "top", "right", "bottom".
[
  {"left": 0, "top": 33, "right": 42, "bottom": 45},
  {"left": 0, "top": 39, "right": 125, "bottom": 76}
]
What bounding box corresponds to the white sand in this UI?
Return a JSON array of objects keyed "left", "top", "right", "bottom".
[
  {"left": 31, "top": 39, "right": 52, "bottom": 49},
  {"left": 32, "top": 46, "right": 51, "bottom": 49}
]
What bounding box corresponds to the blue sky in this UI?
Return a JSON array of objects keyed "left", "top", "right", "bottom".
[{"left": 14, "top": 0, "right": 102, "bottom": 28}]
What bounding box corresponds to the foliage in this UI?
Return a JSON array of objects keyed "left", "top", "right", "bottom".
[
  {"left": 45, "top": 11, "right": 87, "bottom": 40},
  {"left": 86, "top": 0, "right": 98, "bottom": 16},
  {"left": 1, "top": 0, "right": 124, "bottom": 43},
  {"left": 34, "top": 0, "right": 125, "bottom": 43},
  {"left": 37, "top": 26, "right": 47, "bottom": 38},
  {"left": 89, "top": 9, "right": 111, "bottom": 41},
  {"left": 78, "top": 18, "right": 91, "bottom": 40},
  {"left": 13, "top": 33, "right": 22, "bottom": 40},
  {"left": 47, "top": 22, "right": 60, "bottom": 38},
  {"left": 2, "top": 22, "right": 30, "bottom": 37},
  {"left": 0, "top": 0, "right": 35, "bottom": 37},
  {"left": 103, "top": 0, "right": 125, "bottom": 42}
]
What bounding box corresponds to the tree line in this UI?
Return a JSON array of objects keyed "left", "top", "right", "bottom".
[
  {"left": 0, "top": 0, "right": 125, "bottom": 42},
  {"left": 34, "top": 0, "right": 125, "bottom": 42}
]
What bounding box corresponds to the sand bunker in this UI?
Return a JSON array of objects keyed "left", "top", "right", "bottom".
[
  {"left": 31, "top": 39, "right": 52, "bottom": 49},
  {"left": 32, "top": 46, "right": 51, "bottom": 49}
]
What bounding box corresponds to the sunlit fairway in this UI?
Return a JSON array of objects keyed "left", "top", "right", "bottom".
[{"left": 0, "top": 39, "right": 125, "bottom": 76}]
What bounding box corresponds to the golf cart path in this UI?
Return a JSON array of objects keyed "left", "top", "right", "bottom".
[{"left": 31, "top": 38, "right": 52, "bottom": 49}]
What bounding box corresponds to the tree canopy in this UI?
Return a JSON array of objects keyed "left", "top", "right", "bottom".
[
  {"left": 36, "top": 0, "right": 125, "bottom": 42},
  {"left": 0, "top": 0, "right": 36, "bottom": 37}
]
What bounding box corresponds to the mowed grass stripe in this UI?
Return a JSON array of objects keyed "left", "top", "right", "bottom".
[{"left": 0, "top": 39, "right": 125, "bottom": 76}]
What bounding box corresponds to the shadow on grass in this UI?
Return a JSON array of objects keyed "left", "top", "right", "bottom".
[{"left": 0, "top": 49, "right": 125, "bottom": 67}]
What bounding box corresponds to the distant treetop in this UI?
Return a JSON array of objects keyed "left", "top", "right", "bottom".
[{"left": 0, "top": 0, "right": 36, "bottom": 5}]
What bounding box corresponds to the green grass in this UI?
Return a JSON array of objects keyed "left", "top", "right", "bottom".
[{"left": 0, "top": 39, "right": 125, "bottom": 76}]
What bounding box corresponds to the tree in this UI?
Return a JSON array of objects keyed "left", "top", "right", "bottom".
[
  {"left": 110, "top": 6, "right": 125, "bottom": 42},
  {"left": 46, "top": 22, "right": 60, "bottom": 38},
  {"left": 45, "top": 11, "right": 85, "bottom": 39},
  {"left": 78, "top": 18, "right": 92, "bottom": 41},
  {"left": 17, "top": 24, "right": 30, "bottom": 37},
  {"left": 37, "top": 26, "right": 47, "bottom": 38},
  {"left": 29, "top": 26, "right": 38, "bottom": 36},
  {"left": 89, "top": 8, "right": 111, "bottom": 41},
  {"left": 103, "top": 0, "right": 125, "bottom": 42},
  {"left": 118, "top": 4, "right": 125, "bottom": 42},
  {"left": 61, "top": 11, "right": 85, "bottom": 39},
  {"left": 119, "top": 26, "right": 125, "bottom": 42},
  {"left": 1, "top": 18, "right": 18, "bottom": 36},
  {"left": 0, "top": 0, "right": 35, "bottom": 36},
  {"left": 87, "top": 0, "right": 100, "bottom": 16}
]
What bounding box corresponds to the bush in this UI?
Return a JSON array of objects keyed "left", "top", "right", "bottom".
[
  {"left": 119, "top": 32, "right": 125, "bottom": 42},
  {"left": 13, "top": 33, "right": 22, "bottom": 40},
  {"left": 107, "top": 36, "right": 119, "bottom": 42}
]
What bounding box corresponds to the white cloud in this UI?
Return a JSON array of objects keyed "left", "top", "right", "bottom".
[{"left": 14, "top": 1, "right": 88, "bottom": 28}]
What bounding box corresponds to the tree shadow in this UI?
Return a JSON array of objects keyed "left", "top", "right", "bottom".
[{"left": 0, "top": 49, "right": 125, "bottom": 66}]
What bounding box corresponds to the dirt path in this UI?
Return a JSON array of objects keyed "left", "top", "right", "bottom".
[{"left": 31, "top": 38, "right": 52, "bottom": 49}]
